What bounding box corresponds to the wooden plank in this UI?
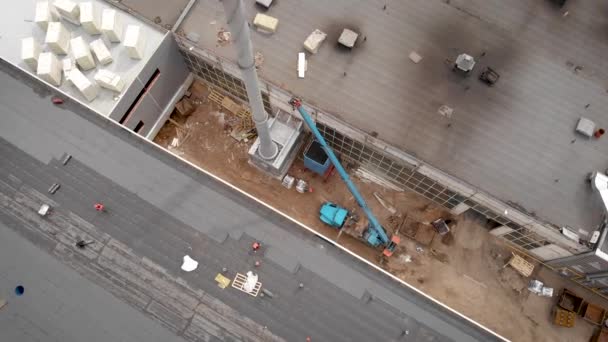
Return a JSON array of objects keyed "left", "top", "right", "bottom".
[
  {"left": 208, "top": 89, "right": 224, "bottom": 106},
  {"left": 221, "top": 96, "right": 242, "bottom": 114},
  {"left": 215, "top": 273, "right": 231, "bottom": 289}
]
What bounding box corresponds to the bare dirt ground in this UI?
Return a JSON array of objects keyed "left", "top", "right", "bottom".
[{"left": 154, "top": 81, "right": 606, "bottom": 342}]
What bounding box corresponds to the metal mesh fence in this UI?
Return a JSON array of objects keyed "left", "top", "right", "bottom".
[
  {"left": 315, "top": 121, "right": 552, "bottom": 250},
  {"left": 178, "top": 46, "right": 272, "bottom": 114},
  {"left": 317, "top": 122, "right": 464, "bottom": 211}
]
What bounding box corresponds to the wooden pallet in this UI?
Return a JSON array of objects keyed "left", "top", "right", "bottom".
[
  {"left": 208, "top": 88, "right": 253, "bottom": 125},
  {"left": 506, "top": 253, "right": 534, "bottom": 277},
  {"left": 208, "top": 89, "right": 224, "bottom": 106},
  {"left": 553, "top": 307, "right": 576, "bottom": 327},
  {"left": 231, "top": 273, "right": 262, "bottom": 297}
]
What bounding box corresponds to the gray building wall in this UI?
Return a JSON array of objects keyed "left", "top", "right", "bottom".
[
  {"left": 110, "top": 33, "right": 189, "bottom": 136},
  {"left": 548, "top": 227, "right": 608, "bottom": 293}
]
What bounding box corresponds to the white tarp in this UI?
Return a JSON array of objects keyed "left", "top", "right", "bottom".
[
  {"left": 181, "top": 255, "right": 198, "bottom": 272},
  {"left": 244, "top": 271, "right": 258, "bottom": 293}
]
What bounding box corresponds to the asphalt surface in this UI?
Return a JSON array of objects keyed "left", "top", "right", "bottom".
[
  {"left": 0, "top": 59, "right": 504, "bottom": 341},
  {"left": 120, "top": 0, "right": 608, "bottom": 233}
]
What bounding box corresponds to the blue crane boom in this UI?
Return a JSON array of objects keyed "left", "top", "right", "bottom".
[{"left": 290, "top": 99, "right": 390, "bottom": 247}]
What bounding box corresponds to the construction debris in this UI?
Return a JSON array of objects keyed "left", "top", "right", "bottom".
[
  {"left": 48, "top": 183, "right": 60, "bottom": 194},
  {"left": 528, "top": 280, "right": 553, "bottom": 297},
  {"left": 208, "top": 89, "right": 255, "bottom": 139},
  {"left": 167, "top": 121, "right": 193, "bottom": 149},
  {"left": 438, "top": 105, "right": 454, "bottom": 119},
  {"left": 62, "top": 154, "right": 72, "bottom": 165},
  {"left": 296, "top": 179, "right": 309, "bottom": 193},
  {"left": 399, "top": 254, "right": 412, "bottom": 263},
  {"left": 186, "top": 31, "right": 200, "bottom": 43},
  {"left": 181, "top": 255, "right": 199, "bottom": 272},
  {"left": 355, "top": 168, "right": 403, "bottom": 192},
  {"left": 282, "top": 174, "right": 295, "bottom": 189},
  {"left": 76, "top": 240, "right": 94, "bottom": 249},
  {"left": 209, "top": 89, "right": 246, "bottom": 113},
  {"left": 175, "top": 97, "right": 195, "bottom": 117},
  {"left": 409, "top": 51, "right": 422, "bottom": 64},
  {"left": 373, "top": 192, "right": 397, "bottom": 214},
  {"left": 217, "top": 28, "right": 231, "bottom": 45},
  {"left": 261, "top": 288, "right": 274, "bottom": 298},
  {"left": 0, "top": 298, "right": 6, "bottom": 310},
  {"left": 254, "top": 51, "right": 264, "bottom": 68}
]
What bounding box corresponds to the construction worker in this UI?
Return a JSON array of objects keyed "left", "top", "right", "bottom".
[
  {"left": 94, "top": 203, "right": 105, "bottom": 212},
  {"left": 252, "top": 241, "right": 261, "bottom": 252}
]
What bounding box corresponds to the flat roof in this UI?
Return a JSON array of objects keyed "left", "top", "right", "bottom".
[
  {"left": 0, "top": 60, "right": 504, "bottom": 341},
  {"left": 0, "top": 222, "right": 184, "bottom": 342},
  {"left": 1, "top": 0, "right": 164, "bottom": 116},
  {"left": 125, "top": 0, "right": 608, "bottom": 233}
]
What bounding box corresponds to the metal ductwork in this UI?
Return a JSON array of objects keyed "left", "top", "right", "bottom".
[{"left": 221, "top": 0, "right": 278, "bottom": 160}]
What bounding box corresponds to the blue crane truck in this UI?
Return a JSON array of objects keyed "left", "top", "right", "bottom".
[{"left": 290, "top": 98, "right": 400, "bottom": 257}]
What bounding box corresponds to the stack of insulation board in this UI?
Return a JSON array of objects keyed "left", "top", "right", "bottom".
[
  {"left": 101, "top": 9, "right": 122, "bottom": 42},
  {"left": 45, "top": 22, "right": 70, "bottom": 55},
  {"left": 62, "top": 57, "right": 76, "bottom": 86},
  {"left": 69, "top": 68, "right": 98, "bottom": 101},
  {"left": 123, "top": 25, "right": 145, "bottom": 59},
  {"left": 94, "top": 69, "right": 124, "bottom": 92},
  {"left": 79, "top": 2, "right": 101, "bottom": 35},
  {"left": 21, "top": 38, "right": 42, "bottom": 70},
  {"left": 90, "top": 39, "right": 112, "bottom": 65},
  {"left": 71, "top": 36, "right": 96, "bottom": 70},
  {"left": 34, "top": 1, "right": 60, "bottom": 29},
  {"left": 24, "top": 1, "right": 151, "bottom": 104},
  {"left": 37, "top": 52, "right": 62, "bottom": 86},
  {"left": 54, "top": 0, "right": 80, "bottom": 25}
]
